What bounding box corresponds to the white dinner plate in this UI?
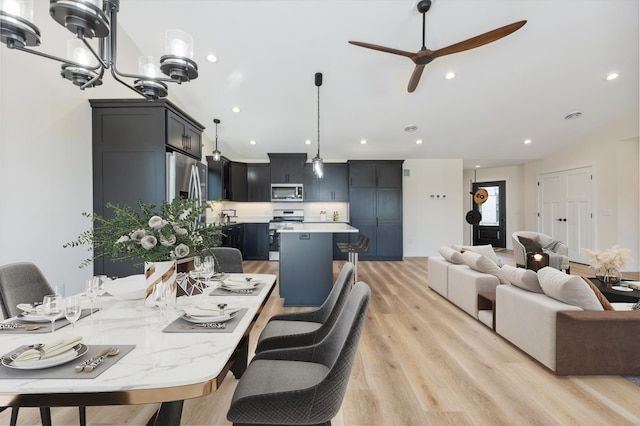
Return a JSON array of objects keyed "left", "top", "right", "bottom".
[
  {"left": 220, "top": 282, "right": 260, "bottom": 291},
  {"left": 182, "top": 309, "right": 239, "bottom": 324},
  {"left": 1, "top": 344, "right": 87, "bottom": 370},
  {"left": 18, "top": 311, "right": 64, "bottom": 323},
  {"left": 611, "top": 285, "right": 633, "bottom": 292}
]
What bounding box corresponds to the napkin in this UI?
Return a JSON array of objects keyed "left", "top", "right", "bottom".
[
  {"left": 226, "top": 277, "right": 262, "bottom": 285},
  {"left": 16, "top": 303, "right": 43, "bottom": 314},
  {"left": 14, "top": 335, "right": 83, "bottom": 362},
  {"left": 183, "top": 304, "right": 239, "bottom": 318}
]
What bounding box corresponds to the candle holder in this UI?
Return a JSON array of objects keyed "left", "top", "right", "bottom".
[{"left": 526, "top": 252, "right": 549, "bottom": 272}]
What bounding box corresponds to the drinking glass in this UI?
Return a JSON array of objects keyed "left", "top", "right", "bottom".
[
  {"left": 42, "top": 294, "right": 62, "bottom": 333},
  {"left": 193, "top": 256, "right": 203, "bottom": 273},
  {"left": 64, "top": 296, "right": 82, "bottom": 332},
  {"left": 85, "top": 278, "right": 97, "bottom": 315},
  {"left": 94, "top": 275, "right": 107, "bottom": 314}
]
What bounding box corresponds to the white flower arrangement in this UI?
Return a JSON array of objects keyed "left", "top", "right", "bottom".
[
  {"left": 581, "top": 245, "right": 632, "bottom": 271},
  {"left": 65, "top": 198, "right": 222, "bottom": 267}
]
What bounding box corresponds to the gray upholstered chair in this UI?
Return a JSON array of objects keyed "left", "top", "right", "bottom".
[
  {"left": 204, "top": 247, "right": 244, "bottom": 273},
  {"left": 227, "top": 281, "right": 371, "bottom": 426},
  {"left": 255, "top": 262, "right": 354, "bottom": 354},
  {"left": 512, "top": 231, "right": 570, "bottom": 273},
  {"left": 0, "top": 262, "right": 55, "bottom": 319},
  {"left": 0, "top": 262, "right": 86, "bottom": 426}
]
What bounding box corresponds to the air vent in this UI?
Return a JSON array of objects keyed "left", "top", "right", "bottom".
[{"left": 564, "top": 111, "right": 582, "bottom": 120}]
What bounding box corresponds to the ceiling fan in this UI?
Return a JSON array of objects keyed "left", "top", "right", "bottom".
[{"left": 349, "top": 0, "right": 526, "bottom": 93}]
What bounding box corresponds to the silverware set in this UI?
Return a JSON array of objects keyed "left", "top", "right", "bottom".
[
  {"left": 0, "top": 323, "right": 43, "bottom": 331},
  {"left": 75, "top": 347, "right": 120, "bottom": 372},
  {"left": 180, "top": 323, "right": 226, "bottom": 330}
]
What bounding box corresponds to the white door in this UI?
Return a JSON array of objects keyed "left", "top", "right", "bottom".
[{"left": 538, "top": 167, "right": 592, "bottom": 263}]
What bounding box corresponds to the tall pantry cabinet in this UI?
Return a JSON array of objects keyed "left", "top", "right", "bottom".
[
  {"left": 348, "top": 160, "right": 403, "bottom": 260},
  {"left": 90, "top": 99, "right": 205, "bottom": 278}
]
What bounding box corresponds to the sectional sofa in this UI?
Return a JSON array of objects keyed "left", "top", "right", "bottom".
[{"left": 428, "top": 245, "right": 640, "bottom": 375}]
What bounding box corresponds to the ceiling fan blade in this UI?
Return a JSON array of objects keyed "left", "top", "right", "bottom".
[
  {"left": 408, "top": 64, "right": 425, "bottom": 93},
  {"left": 349, "top": 41, "right": 416, "bottom": 59},
  {"left": 430, "top": 20, "right": 526, "bottom": 59}
]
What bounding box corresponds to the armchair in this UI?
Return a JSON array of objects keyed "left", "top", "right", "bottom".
[{"left": 512, "top": 231, "right": 570, "bottom": 273}]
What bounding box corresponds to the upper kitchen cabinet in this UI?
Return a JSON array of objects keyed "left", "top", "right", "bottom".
[
  {"left": 167, "top": 110, "right": 203, "bottom": 159},
  {"left": 304, "top": 163, "right": 349, "bottom": 202},
  {"left": 207, "top": 155, "right": 230, "bottom": 201},
  {"left": 349, "top": 161, "right": 402, "bottom": 188},
  {"left": 229, "top": 162, "right": 248, "bottom": 202},
  {"left": 90, "top": 98, "right": 205, "bottom": 277},
  {"left": 268, "top": 153, "right": 306, "bottom": 183},
  {"left": 247, "top": 163, "right": 271, "bottom": 202}
]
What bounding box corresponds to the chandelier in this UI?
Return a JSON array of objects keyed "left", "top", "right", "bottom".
[{"left": 0, "top": 0, "right": 198, "bottom": 100}]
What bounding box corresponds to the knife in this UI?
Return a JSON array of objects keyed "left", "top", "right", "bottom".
[{"left": 75, "top": 347, "right": 113, "bottom": 373}]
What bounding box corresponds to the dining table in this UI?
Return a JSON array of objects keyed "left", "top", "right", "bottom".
[{"left": 0, "top": 273, "right": 276, "bottom": 426}]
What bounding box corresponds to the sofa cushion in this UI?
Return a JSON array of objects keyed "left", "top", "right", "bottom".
[
  {"left": 461, "top": 251, "right": 508, "bottom": 284},
  {"left": 518, "top": 235, "right": 543, "bottom": 254},
  {"left": 498, "top": 264, "right": 543, "bottom": 293},
  {"left": 582, "top": 277, "right": 614, "bottom": 311},
  {"left": 452, "top": 244, "right": 502, "bottom": 266},
  {"left": 438, "top": 246, "right": 464, "bottom": 264},
  {"left": 537, "top": 267, "right": 603, "bottom": 311}
]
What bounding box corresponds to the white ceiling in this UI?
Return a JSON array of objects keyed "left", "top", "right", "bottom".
[{"left": 117, "top": 0, "right": 639, "bottom": 168}]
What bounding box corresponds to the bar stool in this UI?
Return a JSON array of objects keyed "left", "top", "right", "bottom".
[{"left": 337, "top": 234, "right": 370, "bottom": 283}]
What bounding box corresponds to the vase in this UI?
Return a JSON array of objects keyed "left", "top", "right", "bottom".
[
  {"left": 595, "top": 266, "right": 621, "bottom": 285},
  {"left": 144, "top": 260, "right": 178, "bottom": 308}
]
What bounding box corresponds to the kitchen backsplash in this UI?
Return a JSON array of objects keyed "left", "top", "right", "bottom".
[{"left": 205, "top": 201, "right": 349, "bottom": 224}]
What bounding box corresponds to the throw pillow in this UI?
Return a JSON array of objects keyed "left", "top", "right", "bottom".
[
  {"left": 438, "top": 246, "right": 464, "bottom": 264},
  {"left": 452, "top": 244, "right": 502, "bottom": 266},
  {"left": 537, "top": 267, "right": 603, "bottom": 311},
  {"left": 518, "top": 236, "right": 543, "bottom": 254},
  {"left": 582, "top": 277, "right": 614, "bottom": 311},
  {"left": 498, "top": 264, "right": 543, "bottom": 293},
  {"left": 461, "top": 251, "right": 508, "bottom": 284}
]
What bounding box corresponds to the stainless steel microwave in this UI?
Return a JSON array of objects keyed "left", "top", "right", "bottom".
[{"left": 271, "top": 184, "right": 303, "bottom": 202}]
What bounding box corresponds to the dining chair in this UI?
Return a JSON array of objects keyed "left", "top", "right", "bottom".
[
  {"left": 204, "top": 247, "right": 244, "bottom": 273},
  {"left": 227, "top": 281, "right": 371, "bottom": 426},
  {"left": 0, "top": 262, "right": 86, "bottom": 426},
  {"left": 255, "top": 262, "right": 354, "bottom": 354}
]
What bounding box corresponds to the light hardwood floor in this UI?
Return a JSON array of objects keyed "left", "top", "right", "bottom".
[{"left": 3, "top": 256, "right": 640, "bottom": 425}]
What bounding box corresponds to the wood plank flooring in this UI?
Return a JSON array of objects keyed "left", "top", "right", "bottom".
[{"left": 3, "top": 256, "right": 639, "bottom": 425}]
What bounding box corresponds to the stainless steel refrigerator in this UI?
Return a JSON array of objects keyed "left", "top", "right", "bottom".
[{"left": 166, "top": 152, "right": 208, "bottom": 225}]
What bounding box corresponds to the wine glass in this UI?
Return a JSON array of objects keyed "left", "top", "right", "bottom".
[
  {"left": 64, "top": 296, "right": 82, "bottom": 332},
  {"left": 94, "top": 275, "right": 107, "bottom": 315},
  {"left": 42, "top": 294, "right": 62, "bottom": 333},
  {"left": 193, "top": 256, "right": 203, "bottom": 274},
  {"left": 85, "top": 278, "right": 97, "bottom": 315}
]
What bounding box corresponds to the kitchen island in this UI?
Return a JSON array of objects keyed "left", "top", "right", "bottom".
[{"left": 278, "top": 223, "right": 358, "bottom": 306}]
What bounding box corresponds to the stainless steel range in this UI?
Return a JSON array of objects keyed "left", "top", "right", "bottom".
[{"left": 269, "top": 209, "right": 304, "bottom": 260}]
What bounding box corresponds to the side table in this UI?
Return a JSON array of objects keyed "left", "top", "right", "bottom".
[{"left": 477, "top": 292, "right": 497, "bottom": 330}]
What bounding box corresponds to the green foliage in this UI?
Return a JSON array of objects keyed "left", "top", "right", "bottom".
[{"left": 64, "top": 198, "right": 223, "bottom": 267}]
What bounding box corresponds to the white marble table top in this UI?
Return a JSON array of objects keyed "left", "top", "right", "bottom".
[{"left": 0, "top": 273, "right": 276, "bottom": 405}]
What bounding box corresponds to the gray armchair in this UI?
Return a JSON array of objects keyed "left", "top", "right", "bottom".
[
  {"left": 255, "top": 262, "right": 354, "bottom": 354},
  {"left": 512, "top": 231, "right": 570, "bottom": 273},
  {"left": 227, "top": 281, "right": 371, "bottom": 426}
]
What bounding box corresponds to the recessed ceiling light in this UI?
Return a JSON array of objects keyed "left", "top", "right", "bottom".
[
  {"left": 564, "top": 111, "right": 582, "bottom": 120},
  {"left": 523, "top": 139, "right": 532, "bottom": 145},
  {"left": 404, "top": 125, "right": 417, "bottom": 132},
  {"left": 232, "top": 106, "right": 240, "bottom": 113},
  {"left": 605, "top": 72, "right": 619, "bottom": 81},
  {"left": 360, "top": 139, "right": 367, "bottom": 145},
  {"left": 445, "top": 71, "right": 456, "bottom": 80},
  {"left": 416, "top": 139, "right": 423, "bottom": 145},
  {"left": 305, "top": 139, "right": 311, "bottom": 145},
  {"left": 249, "top": 140, "right": 256, "bottom": 145},
  {"left": 206, "top": 54, "right": 217, "bottom": 63},
  {"left": 475, "top": 165, "right": 481, "bottom": 168}
]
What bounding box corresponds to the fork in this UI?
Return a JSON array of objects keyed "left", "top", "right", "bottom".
[{"left": 180, "top": 323, "right": 226, "bottom": 330}]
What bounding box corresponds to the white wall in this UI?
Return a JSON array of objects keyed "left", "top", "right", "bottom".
[{"left": 402, "top": 159, "right": 463, "bottom": 257}]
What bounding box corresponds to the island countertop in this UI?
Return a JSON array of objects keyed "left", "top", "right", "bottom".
[{"left": 277, "top": 223, "right": 358, "bottom": 233}]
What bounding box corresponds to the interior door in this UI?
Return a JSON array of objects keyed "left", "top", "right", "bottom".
[
  {"left": 472, "top": 181, "right": 506, "bottom": 248},
  {"left": 538, "top": 167, "right": 592, "bottom": 263}
]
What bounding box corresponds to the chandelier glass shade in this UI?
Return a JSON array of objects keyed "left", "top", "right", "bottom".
[{"left": 0, "top": 0, "right": 198, "bottom": 100}]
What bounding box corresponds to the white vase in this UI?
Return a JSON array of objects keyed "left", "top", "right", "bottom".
[{"left": 144, "top": 260, "right": 178, "bottom": 308}]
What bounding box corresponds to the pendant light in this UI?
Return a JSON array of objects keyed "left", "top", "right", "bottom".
[
  {"left": 312, "top": 72, "right": 324, "bottom": 178},
  {"left": 212, "top": 118, "right": 221, "bottom": 161}
]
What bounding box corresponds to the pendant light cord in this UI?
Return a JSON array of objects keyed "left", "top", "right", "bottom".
[{"left": 317, "top": 84, "right": 321, "bottom": 157}]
